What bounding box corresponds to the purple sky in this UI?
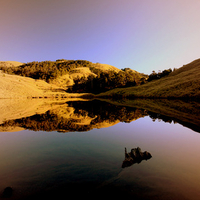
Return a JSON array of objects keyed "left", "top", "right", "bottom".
[{"left": 1, "top": 0, "right": 200, "bottom": 74}]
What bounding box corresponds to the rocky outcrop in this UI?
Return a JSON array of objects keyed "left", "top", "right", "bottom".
[{"left": 122, "top": 147, "right": 152, "bottom": 168}]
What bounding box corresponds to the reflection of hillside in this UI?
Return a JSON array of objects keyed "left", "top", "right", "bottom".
[
  {"left": 100, "top": 99, "right": 200, "bottom": 133},
  {"left": 1, "top": 99, "right": 199, "bottom": 133},
  {"left": 0, "top": 100, "right": 147, "bottom": 132}
]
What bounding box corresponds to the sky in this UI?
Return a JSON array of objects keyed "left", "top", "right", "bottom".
[{"left": 0, "top": 0, "right": 200, "bottom": 74}]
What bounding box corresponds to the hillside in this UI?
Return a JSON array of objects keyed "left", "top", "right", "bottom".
[
  {"left": 0, "top": 59, "right": 146, "bottom": 96},
  {"left": 97, "top": 58, "right": 200, "bottom": 99}
]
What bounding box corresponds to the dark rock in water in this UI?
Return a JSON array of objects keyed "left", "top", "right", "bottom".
[
  {"left": 122, "top": 147, "right": 152, "bottom": 168},
  {"left": 2, "top": 187, "right": 13, "bottom": 198}
]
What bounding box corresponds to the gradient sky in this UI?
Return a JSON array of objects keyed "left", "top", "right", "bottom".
[{"left": 0, "top": 0, "right": 200, "bottom": 74}]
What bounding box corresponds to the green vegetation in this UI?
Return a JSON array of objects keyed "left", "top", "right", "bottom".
[{"left": 97, "top": 58, "right": 200, "bottom": 99}]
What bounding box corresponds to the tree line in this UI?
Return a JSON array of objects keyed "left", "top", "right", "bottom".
[
  {"left": 148, "top": 68, "right": 172, "bottom": 82},
  {"left": 68, "top": 69, "right": 147, "bottom": 93}
]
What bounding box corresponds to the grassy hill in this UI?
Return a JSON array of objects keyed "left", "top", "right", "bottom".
[
  {"left": 0, "top": 59, "right": 146, "bottom": 95},
  {"left": 97, "top": 58, "right": 200, "bottom": 99}
]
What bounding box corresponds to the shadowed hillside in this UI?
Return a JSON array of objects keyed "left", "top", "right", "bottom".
[{"left": 97, "top": 58, "right": 200, "bottom": 99}]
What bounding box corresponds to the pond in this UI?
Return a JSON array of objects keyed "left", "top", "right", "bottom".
[{"left": 0, "top": 99, "right": 200, "bottom": 199}]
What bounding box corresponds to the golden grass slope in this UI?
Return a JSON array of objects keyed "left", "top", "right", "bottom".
[
  {"left": 98, "top": 58, "right": 200, "bottom": 99},
  {"left": 0, "top": 71, "right": 91, "bottom": 99},
  {"left": 0, "top": 71, "right": 44, "bottom": 98}
]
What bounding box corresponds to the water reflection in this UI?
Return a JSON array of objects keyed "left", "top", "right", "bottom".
[
  {"left": 0, "top": 99, "right": 200, "bottom": 199},
  {"left": 0, "top": 99, "right": 200, "bottom": 133},
  {"left": 0, "top": 100, "right": 147, "bottom": 132}
]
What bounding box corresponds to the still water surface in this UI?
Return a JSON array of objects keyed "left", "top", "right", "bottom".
[{"left": 0, "top": 99, "right": 200, "bottom": 199}]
